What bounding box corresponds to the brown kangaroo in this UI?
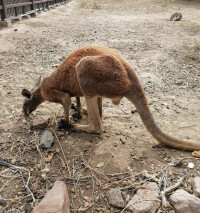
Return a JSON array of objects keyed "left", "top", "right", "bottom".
[{"left": 22, "top": 46, "right": 200, "bottom": 151}]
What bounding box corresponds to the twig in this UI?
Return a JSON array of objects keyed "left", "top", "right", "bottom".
[
  {"left": 105, "top": 171, "right": 130, "bottom": 177},
  {"left": 40, "top": 116, "right": 72, "bottom": 176},
  {"left": 174, "top": 157, "right": 195, "bottom": 166},
  {"left": 103, "top": 137, "right": 114, "bottom": 168},
  {"left": 0, "top": 176, "right": 17, "bottom": 193},
  {"left": 120, "top": 201, "right": 135, "bottom": 213},
  {"left": 33, "top": 132, "right": 45, "bottom": 168},
  {"left": 120, "top": 198, "right": 160, "bottom": 213},
  {"left": 1, "top": 194, "right": 32, "bottom": 210},
  {"left": 89, "top": 169, "right": 96, "bottom": 202},
  {"left": 164, "top": 177, "right": 184, "bottom": 195},
  {"left": 83, "top": 161, "right": 108, "bottom": 180},
  {"left": 0, "top": 160, "right": 35, "bottom": 203},
  {"left": 50, "top": 127, "right": 72, "bottom": 177},
  {"left": 161, "top": 177, "right": 184, "bottom": 207}
]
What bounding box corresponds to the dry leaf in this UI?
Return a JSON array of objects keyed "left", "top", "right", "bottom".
[
  {"left": 96, "top": 162, "right": 104, "bottom": 168},
  {"left": 73, "top": 193, "right": 79, "bottom": 199},
  {"left": 45, "top": 155, "right": 53, "bottom": 163},
  {"left": 192, "top": 151, "right": 200, "bottom": 158},
  {"left": 41, "top": 173, "right": 47, "bottom": 180},
  {"left": 96, "top": 180, "right": 101, "bottom": 186},
  {"left": 78, "top": 207, "right": 86, "bottom": 211},
  {"left": 41, "top": 167, "right": 51, "bottom": 174},
  {"left": 84, "top": 202, "right": 89, "bottom": 207},
  {"left": 84, "top": 196, "right": 90, "bottom": 202}
]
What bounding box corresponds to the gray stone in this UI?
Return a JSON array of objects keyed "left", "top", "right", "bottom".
[
  {"left": 30, "top": 12, "right": 38, "bottom": 17},
  {"left": 192, "top": 177, "right": 200, "bottom": 198},
  {"left": 14, "top": 16, "right": 22, "bottom": 21},
  {"left": 170, "top": 13, "right": 182, "bottom": 21},
  {"left": 126, "top": 182, "right": 161, "bottom": 213},
  {"left": 106, "top": 188, "right": 125, "bottom": 208},
  {"left": 22, "top": 14, "right": 31, "bottom": 19},
  {"left": 39, "top": 130, "right": 54, "bottom": 149},
  {"left": 0, "top": 20, "right": 11, "bottom": 27},
  {"left": 169, "top": 189, "right": 200, "bottom": 213},
  {"left": 32, "top": 181, "right": 70, "bottom": 213}
]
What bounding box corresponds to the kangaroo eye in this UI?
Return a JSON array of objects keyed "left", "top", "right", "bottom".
[{"left": 23, "top": 101, "right": 29, "bottom": 107}]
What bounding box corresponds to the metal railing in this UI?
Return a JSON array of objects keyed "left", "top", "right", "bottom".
[{"left": 0, "top": 0, "right": 69, "bottom": 21}]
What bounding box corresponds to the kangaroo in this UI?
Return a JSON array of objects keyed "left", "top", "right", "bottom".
[
  {"left": 22, "top": 46, "right": 200, "bottom": 151},
  {"left": 22, "top": 76, "right": 85, "bottom": 124}
]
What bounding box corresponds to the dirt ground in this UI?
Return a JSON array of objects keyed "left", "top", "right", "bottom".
[{"left": 0, "top": 0, "right": 200, "bottom": 212}]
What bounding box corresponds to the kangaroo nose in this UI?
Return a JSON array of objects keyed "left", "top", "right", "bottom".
[{"left": 22, "top": 107, "right": 29, "bottom": 116}]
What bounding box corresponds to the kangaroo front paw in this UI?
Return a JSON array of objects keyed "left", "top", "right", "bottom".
[
  {"left": 57, "top": 119, "right": 73, "bottom": 130},
  {"left": 71, "top": 103, "right": 77, "bottom": 110}
]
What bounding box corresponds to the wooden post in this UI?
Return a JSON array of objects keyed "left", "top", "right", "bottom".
[
  {"left": 31, "top": 0, "right": 35, "bottom": 10},
  {"left": 14, "top": 7, "right": 17, "bottom": 16},
  {"left": 0, "top": 0, "right": 7, "bottom": 20},
  {"left": 42, "top": 1, "right": 45, "bottom": 10}
]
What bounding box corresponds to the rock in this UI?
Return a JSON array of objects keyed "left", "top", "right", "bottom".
[
  {"left": 52, "top": 64, "right": 60, "bottom": 68},
  {"left": 39, "top": 130, "right": 54, "bottom": 149},
  {"left": 120, "top": 138, "right": 125, "bottom": 144},
  {"left": 106, "top": 188, "right": 125, "bottom": 208},
  {"left": 188, "top": 162, "right": 194, "bottom": 169},
  {"left": 169, "top": 189, "right": 200, "bottom": 213},
  {"left": 22, "top": 14, "right": 31, "bottom": 19},
  {"left": 126, "top": 182, "right": 160, "bottom": 213},
  {"left": 0, "top": 20, "right": 11, "bottom": 27},
  {"left": 32, "top": 181, "right": 70, "bottom": 213},
  {"left": 192, "top": 177, "right": 200, "bottom": 198},
  {"left": 170, "top": 13, "right": 182, "bottom": 21},
  {"left": 32, "top": 117, "right": 49, "bottom": 129}
]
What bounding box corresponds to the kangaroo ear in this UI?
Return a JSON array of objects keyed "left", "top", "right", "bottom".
[
  {"left": 33, "top": 75, "right": 42, "bottom": 89},
  {"left": 21, "top": 89, "right": 33, "bottom": 99}
]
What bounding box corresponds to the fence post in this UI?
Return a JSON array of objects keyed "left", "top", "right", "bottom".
[
  {"left": 0, "top": 0, "right": 7, "bottom": 20},
  {"left": 31, "top": 0, "right": 35, "bottom": 10},
  {"left": 47, "top": 0, "right": 50, "bottom": 8}
]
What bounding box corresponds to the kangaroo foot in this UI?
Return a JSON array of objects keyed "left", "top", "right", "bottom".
[
  {"left": 57, "top": 119, "right": 73, "bottom": 130},
  {"left": 72, "top": 112, "right": 82, "bottom": 120},
  {"left": 72, "top": 124, "right": 101, "bottom": 134}
]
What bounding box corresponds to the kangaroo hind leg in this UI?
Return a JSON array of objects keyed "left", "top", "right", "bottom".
[
  {"left": 76, "top": 97, "right": 87, "bottom": 117},
  {"left": 97, "top": 97, "right": 103, "bottom": 119},
  {"left": 73, "top": 96, "right": 103, "bottom": 134}
]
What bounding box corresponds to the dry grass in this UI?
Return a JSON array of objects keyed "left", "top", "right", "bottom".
[
  {"left": 78, "top": 0, "right": 137, "bottom": 11},
  {"left": 79, "top": 0, "right": 87, "bottom": 9},
  {"left": 183, "top": 38, "right": 200, "bottom": 60},
  {"left": 78, "top": 0, "right": 175, "bottom": 12},
  {"left": 92, "top": 1, "right": 101, "bottom": 10},
  {"left": 79, "top": 0, "right": 101, "bottom": 10}
]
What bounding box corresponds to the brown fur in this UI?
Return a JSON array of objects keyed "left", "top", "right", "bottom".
[{"left": 22, "top": 46, "right": 200, "bottom": 151}]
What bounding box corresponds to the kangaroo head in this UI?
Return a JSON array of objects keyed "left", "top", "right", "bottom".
[{"left": 21, "top": 76, "right": 43, "bottom": 116}]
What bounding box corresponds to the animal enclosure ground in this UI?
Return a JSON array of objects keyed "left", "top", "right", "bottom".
[{"left": 0, "top": 0, "right": 200, "bottom": 212}]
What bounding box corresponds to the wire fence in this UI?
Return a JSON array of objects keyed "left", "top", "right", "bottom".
[{"left": 0, "top": 0, "right": 69, "bottom": 21}]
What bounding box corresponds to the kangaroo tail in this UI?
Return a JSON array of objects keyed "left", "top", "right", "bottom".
[{"left": 125, "top": 89, "right": 200, "bottom": 151}]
